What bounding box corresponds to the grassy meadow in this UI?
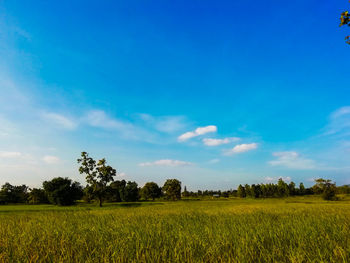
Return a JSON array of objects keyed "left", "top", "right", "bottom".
[{"left": 1, "top": 196, "right": 350, "bottom": 262}]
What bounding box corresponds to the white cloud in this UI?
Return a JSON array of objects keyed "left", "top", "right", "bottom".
[
  {"left": 264, "top": 176, "right": 292, "bottom": 183},
  {"left": 118, "top": 172, "right": 126, "bottom": 177},
  {"left": 224, "top": 143, "right": 258, "bottom": 155},
  {"left": 42, "top": 155, "right": 60, "bottom": 164},
  {"left": 178, "top": 125, "right": 217, "bottom": 142},
  {"left": 208, "top": 158, "right": 220, "bottom": 164},
  {"left": 203, "top": 137, "right": 240, "bottom": 146},
  {"left": 41, "top": 112, "right": 77, "bottom": 130},
  {"left": 268, "top": 151, "right": 315, "bottom": 170},
  {"left": 139, "top": 159, "right": 193, "bottom": 167},
  {"left": 0, "top": 151, "right": 22, "bottom": 158}
]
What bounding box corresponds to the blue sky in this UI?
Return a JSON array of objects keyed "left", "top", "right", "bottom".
[{"left": 0, "top": 0, "right": 350, "bottom": 190}]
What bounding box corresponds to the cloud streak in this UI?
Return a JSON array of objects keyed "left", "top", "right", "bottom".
[
  {"left": 224, "top": 143, "right": 258, "bottom": 155},
  {"left": 42, "top": 155, "right": 60, "bottom": 164},
  {"left": 203, "top": 137, "right": 240, "bottom": 146},
  {"left": 178, "top": 125, "right": 217, "bottom": 142},
  {"left": 0, "top": 151, "right": 22, "bottom": 158},
  {"left": 41, "top": 112, "right": 77, "bottom": 130},
  {"left": 268, "top": 151, "right": 315, "bottom": 170},
  {"left": 139, "top": 159, "right": 193, "bottom": 167}
]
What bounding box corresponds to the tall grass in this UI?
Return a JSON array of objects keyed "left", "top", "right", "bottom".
[{"left": 0, "top": 198, "right": 349, "bottom": 262}]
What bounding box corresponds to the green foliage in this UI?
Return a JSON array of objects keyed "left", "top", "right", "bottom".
[
  {"left": 0, "top": 183, "right": 29, "bottom": 204},
  {"left": 163, "top": 179, "right": 181, "bottom": 200},
  {"left": 108, "top": 180, "right": 126, "bottom": 202},
  {"left": 141, "top": 182, "right": 161, "bottom": 201},
  {"left": 237, "top": 184, "right": 246, "bottom": 198},
  {"left": 124, "top": 181, "right": 139, "bottom": 202},
  {"left": 43, "top": 177, "right": 83, "bottom": 206},
  {"left": 340, "top": 9, "right": 350, "bottom": 44},
  {"left": 28, "top": 188, "right": 49, "bottom": 204},
  {"left": 299, "top": 182, "right": 306, "bottom": 195},
  {"left": 313, "top": 178, "right": 337, "bottom": 200},
  {"left": 77, "top": 152, "right": 116, "bottom": 206}
]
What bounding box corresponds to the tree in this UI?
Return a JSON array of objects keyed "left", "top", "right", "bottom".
[
  {"left": 28, "top": 188, "right": 49, "bottom": 204},
  {"left": 43, "top": 177, "right": 83, "bottom": 206},
  {"left": 109, "top": 180, "right": 126, "bottom": 202},
  {"left": 288, "top": 182, "right": 296, "bottom": 196},
  {"left": 0, "top": 183, "right": 29, "bottom": 204},
  {"left": 277, "top": 178, "right": 289, "bottom": 197},
  {"left": 124, "top": 181, "right": 139, "bottom": 202},
  {"left": 313, "top": 178, "right": 337, "bottom": 200},
  {"left": 340, "top": 9, "right": 350, "bottom": 44},
  {"left": 77, "top": 152, "right": 116, "bottom": 207},
  {"left": 299, "top": 183, "right": 306, "bottom": 195},
  {"left": 182, "top": 185, "right": 189, "bottom": 197},
  {"left": 163, "top": 179, "right": 181, "bottom": 200},
  {"left": 141, "top": 182, "right": 161, "bottom": 201},
  {"left": 244, "top": 184, "right": 251, "bottom": 197},
  {"left": 237, "top": 184, "right": 246, "bottom": 198}
]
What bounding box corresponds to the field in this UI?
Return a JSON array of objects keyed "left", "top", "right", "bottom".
[{"left": 1, "top": 197, "right": 350, "bottom": 263}]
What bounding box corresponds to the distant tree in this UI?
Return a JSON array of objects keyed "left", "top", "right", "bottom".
[
  {"left": 124, "top": 181, "right": 139, "bottom": 202},
  {"left": 313, "top": 178, "right": 337, "bottom": 200},
  {"left": 299, "top": 182, "right": 306, "bottom": 195},
  {"left": 0, "top": 183, "right": 29, "bottom": 204},
  {"left": 182, "top": 186, "right": 190, "bottom": 197},
  {"left": 244, "top": 184, "right": 251, "bottom": 198},
  {"left": 77, "top": 152, "right": 117, "bottom": 207},
  {"left": 277, "top": 178, "right": 289, "bottom": 197},
  {"left": 28, "top": 188, "right": 49, "bottom": 204},
  {"left": 43, "top": 177, "right": 83, "bottom": 206},
  {"left": 109, "top": 180, "right": 126, "bottom": 202},
  {"left": 163, "top": 179, "right": 181, "bottom": 200},
  {"left": 237, "top": 184, "right": 246, "bottom": 198},
  {"left": 288, "top": 182, "right": 296, "bottom": 196},
  {"left": 141, "top": 182, "right": 161, "bottom": 201}
]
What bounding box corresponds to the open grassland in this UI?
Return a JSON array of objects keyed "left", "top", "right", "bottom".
[{"left": 1, "top": 197, "right": 350, "bottom": 262}]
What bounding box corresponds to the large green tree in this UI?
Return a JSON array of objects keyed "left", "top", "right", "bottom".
[
  {"left": 313, "top": 178, "right": 337, "bottom": 200},
  {"left": 162, "top": 179, "right": 181, "bottom": 200},
  {"left": 141, "top": 182, "right": 161, "bottom": 201},
  {"left": 77, "top": 152, "right": 116, "bottom": 207},
  {"left": 43, "top": 177, "right": 83, "bottom": 206}
]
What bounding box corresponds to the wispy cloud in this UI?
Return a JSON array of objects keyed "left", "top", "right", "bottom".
[
  {"left": 208, "top": 158, "right": 220, "bottom": 164},
  {"left": 85, "top": 110, "right": 131, "bottom": 130},
  {"left": 203, "top": 137, "right": 240, "bottom": 146},
  {"left": 139, "top": 114, "right": 188, "bottom": 133},
  {"left": 0, "top": 151, "right": 22, "bottom": 158},
  {"left": 224, "top": 143, "right": 258, "bottom": 155},
  {"left": 42, "top": 155, "right": 60, "bottom": 164},
  {"left": 268, "top": 151, "right": 315, "bottom": 170},
  {"left": 139, "top": 159, "right": 193, "bottom": 167},
  {"left": 178, "top": 125, "right": 217, "bottom": 142},
  {"left": 41, "top": 112, "right": 77, "bottom": 130},
  {"left": 324, "top": 106, "right": 350, "bottom": 136}
]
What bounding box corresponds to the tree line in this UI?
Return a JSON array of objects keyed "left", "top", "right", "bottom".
[{"left": 0, "top": 152, "right": 349, "bottom": 206}]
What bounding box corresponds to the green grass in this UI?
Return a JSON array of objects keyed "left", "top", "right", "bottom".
[{"left": 1, "top": 197, "right": 350, "bottom": 262}]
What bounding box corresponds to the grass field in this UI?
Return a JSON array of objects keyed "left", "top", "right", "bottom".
[{"left": 1, "top": 196, "right": 350, "bottom": 262}]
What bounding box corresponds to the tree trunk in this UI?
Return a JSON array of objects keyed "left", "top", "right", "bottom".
[{"left": 99, "top": 197, "right": 103, "bottom": 207}]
